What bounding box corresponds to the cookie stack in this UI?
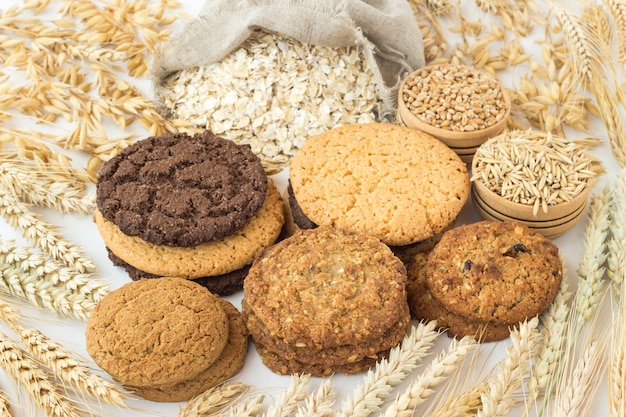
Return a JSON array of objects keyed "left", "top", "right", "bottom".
[
  {"left": 242, "top": 226, "right": 411, "bottom": 376},
  {"left": 85, "top": 277, "right": 248, "bottom": 402},
  {"left": 94, "top": 131, "right": 285, "bottom": 295},
  {"left": 284, "top": 122, "right": 470, "bottom": 259},
  {"left": 406, "top": 220, "right": 562, "bottom": 342}
]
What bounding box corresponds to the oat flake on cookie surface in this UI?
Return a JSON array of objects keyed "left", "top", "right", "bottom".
[{"left": 156, "top": 30, "right": 383, "bottom": 174}]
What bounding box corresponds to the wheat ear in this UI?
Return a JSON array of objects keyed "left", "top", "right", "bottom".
[
  {"left": 295, "top": 378, "right": 337, "bottom": 417},
  {"left": 15, "top": 325, "right": 127, "bottom": 407},
  {"left": 381, "top": 335, "right": 478, "bottom": 417},
  {"left": 0, "top": 333, "right": 82, "bottom": 417},
  {"left": 219, "top": 394, "right": 266, "bottom": 417},
  {"left": 0, "top": 183, "right": 95, "bottom": 273},
  {"left": 0, "top": 390, "right": 11, "bottom": 417},
  {"left": 0, "top": 240, "right": 109, "bottom": 320},
  {"left": 263, "top": 374, "right": 311, "bottom": 417},
  {"left": 176, "top": 382, "right": 250, "bottom": 417},
  {"left": 337, "top": 320, "right": 441, "bottom": 417},
  {"left": 602, "top": 0, "right": 626, "bottom": 64},
  {"left": 607, "top": 168, "right": 626, "bottom": 301},
  {"left": 609, "top": 271, "right": 626, "bottom": 417},
  {"left": 477, "top": 318, "right": 541, "bottom": 417}
]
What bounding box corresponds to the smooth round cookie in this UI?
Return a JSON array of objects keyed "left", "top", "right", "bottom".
[
  {"left": 426, "top": 220, "right": 562, "bottom": 325},
  {"left": 243, "top": 226, "right": 409, "bottom": 347},
  {"left": 85, "top": 278, "right": 229, "bottom": 387},
  {"left": 288, "top": 123, "right": 470, "bottom": 246},
  {"left": 96, "top": 130, "right": 267, "bottom": 247},
  {"left": 95, "top": 180, "right": 284, "bottom": 278},
  {"left": 130, "top": 300, "right": 249, "bottom": 402},
  {"left": 406, "top": 252, "right": 513, "bottom": 342}
]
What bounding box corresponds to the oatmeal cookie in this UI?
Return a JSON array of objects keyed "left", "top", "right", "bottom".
[{"left": 426, "top": 220, "right": 562, "bottom": 325}]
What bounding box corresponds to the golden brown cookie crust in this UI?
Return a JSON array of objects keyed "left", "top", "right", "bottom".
[
  {"left": 288, "top": 123, "right": 470, "bottom": 245},
  {"left": 243, "top": 226, "right": 409, "bottom": 348},
  {"left": 85, "top": 278, "right": 229, "bottom": 387},
  {"left": 426, "top": 220, "right": 562, "bottom": 325},
  {"left": 129, "top": 299, "right": 249, "bottom": 402},
  {"left": 95, "top": 179, "right": 284, "bottom": 278}
]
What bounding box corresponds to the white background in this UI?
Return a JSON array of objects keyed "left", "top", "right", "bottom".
[{"left": 0, "top": 0, "right": 620, "bottom": 416}]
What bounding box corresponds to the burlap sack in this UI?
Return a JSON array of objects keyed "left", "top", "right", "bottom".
[{"left": 152, "top": 0, "right": 425, "bottom": 118}]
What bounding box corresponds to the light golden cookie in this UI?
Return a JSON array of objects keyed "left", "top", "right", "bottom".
[
  {"left": 289, "top": 123, "right": 470, "bottom": 246},
  {"left": 95, "top": 180, "right": 284, "bottom": 278}
]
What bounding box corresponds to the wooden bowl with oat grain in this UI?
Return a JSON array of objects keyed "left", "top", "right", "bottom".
[
  {"left": 469, "top": 130, "right": 600, "bottom": 239},
  {"left": 397, "top": 63, "right": 510, "bottom": 163}
]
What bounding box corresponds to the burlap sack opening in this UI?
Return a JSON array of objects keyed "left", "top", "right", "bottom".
[{"left": 151, "top": 0, "right": 425, "bottom": 119}]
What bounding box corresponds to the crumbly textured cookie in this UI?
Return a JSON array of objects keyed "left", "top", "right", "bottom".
[
  {"left": 242, "top": 299, "right": 410, "bottom": 366},
  {"left": 106, "top": 248, "right": 250, "bottom": 296},
  {"left": 406, "top": 252, "right": 512, "bottom": 342},
  {"left": 130, "top": 300, "right": 249, "bottom": 402},
  {"left": 254, "top": 343, "right": 385, "bottom": 376},
  {"left": 243, "top": 226, "right": 409, "bottom": 348},
  {"left": 95, "top": 179, "right": 284, "bottom": 278},
  {"left": 286, "top": 181, "right": 317, "bottom": 230},
  {"left": 96, "top": 130, "right": 267, "bottom": 247},
  {"left": 86, "top": 278, "right": 229, "bottom": 387},
  {"left": 426, "top": 220, "right": 562, "bottom": 325},
  {"left": 288, "top": 123, "right": 470, "bottom": 246}
]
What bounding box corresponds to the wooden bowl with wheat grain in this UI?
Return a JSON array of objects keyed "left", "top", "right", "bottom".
[
  {"left": 397, "top": 63, "right": 510, "bottom": 162},
  {"left": 469, "top": 131, "right": 599, "bottom": 239}
]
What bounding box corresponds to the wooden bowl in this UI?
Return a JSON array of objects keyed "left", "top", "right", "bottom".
[
  {"left": 397, "top": 64, "right": 511, "bottom": 155},
  {"left": 470, "top": 178, "right": 590, "bottom": 238}
]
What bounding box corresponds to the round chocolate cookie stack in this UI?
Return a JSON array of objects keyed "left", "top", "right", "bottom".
[
  {"left": 406, "top": 220, "right": 563, "bottom": 342},
  {"left": 242, "top": 226, "right": 411, "bottom": 377},
  {"left": 94, "top": 130, "right": 285, "bottom": 295},
  {"left": 284, "top": 122, "right": 470, "bottom": 262},
  {"left": 85, "top": 278, "right": 249, "bottom": 402}
]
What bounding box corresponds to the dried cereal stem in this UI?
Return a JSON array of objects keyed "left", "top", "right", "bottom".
[
  {"left": 0, "top": 333, "right": 82, "bottom": 417},
  {"left": 337, "top": 321, "right": 441, "bottom": 417}
]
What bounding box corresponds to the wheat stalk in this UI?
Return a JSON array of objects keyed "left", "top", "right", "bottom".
[
  {"left": 337, "top": 321, "right": 441, "bottom": 417},
  {"left": 263, "top": 374, "right": 311, "bottom": 417},
  {"left": 0, "top": 239, "right": 109, "bottom": 320},
  {"left": 177, "top": 382, "right": 250, "bottom": 417},
  {"left": 609, "top": 272, "right": 626, "bottom": 417},
  {"left": 381, "top": 335, "right": 478, "bottom": 417},
  {"left": 477, "top": 318, "right": 541, "bottom": 417},
  {"left": 295, "top": 378, "right": 336, "bottom": 417},
  {"left": 0, "top": 390, "right": 11, "bottom": 417},
  {"left": 607, "top": 168, "right": 626, "bottom": 301},
  {"left": 0, "top": 333, "right": 82, "bottom": 417},
  {"left": 602, "top": 0, "right": 626, "bottom": 64},
  {"left": 219, "top": 394, "right": 266, "bottom": 417}
]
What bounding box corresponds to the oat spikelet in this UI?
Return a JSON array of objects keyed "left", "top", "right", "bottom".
[
  {"left": 607, "top": 168, "right": 626, "bottom": 300},
  {"left": 15, "top": 325, "right": 127, "bottom": 407},
  {"left": 477, "top": 318, "right": 541, "bottom": 417},
  {"left": 381, "top": 335, "right": 478, "bottom": 417},
  {"left": 0, "top": 390, "right": 11, "bottom": 417},
  {"left": 0, "top": 240, "right": 109, "bottom": 320},
  {"left": 338, "top": 321, "right": 441, "bottom": 417},
  {"left": 263, "top": 374, "right": 311, "bottom": 417},
  {"left": 0, "top": 333, "right": 81, "bottom": 417},
  {"left": 177, "top": 382, "right": 250, "bottom": 417},
  {"left": 0, "top": 183, "right": 95, "bottom": 273},
  {"left": 295, "top": 378, "right": 336, "bottom": 417}
]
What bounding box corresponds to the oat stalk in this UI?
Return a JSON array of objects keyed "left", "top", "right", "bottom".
[{"left": 337, "top": 320, "right": 441, "bottom": 417}]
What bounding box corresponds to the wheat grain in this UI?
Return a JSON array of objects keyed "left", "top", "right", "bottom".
[
  {"left": 0, "top": 333, "right": 81, "bottom": 417},
  {"left": 219, "top": 394, "right": 265, "bottom": 417},
  {"left": 0, "top": 390, "right": 11, "bottom": 417},
  {"left": 607, "top": 168, "right": 626, "bottom": 300},
  {"left": 337, "top": 321, "right": 441, "bottom": 417},
  {"left": 602, "top": 0, "right": 626, "bottom": 64},
  {"left": 16, "top": 325, "right": 127, "bottom": 407},
  {"left": 177, "top": 382, "right": 250, "bottom": 417},
  {"left": 295, "top": 378, "right": 336, "bottom": 417},
  {"left": 381, "top": 335, "right": 478, "bottom": 417}
]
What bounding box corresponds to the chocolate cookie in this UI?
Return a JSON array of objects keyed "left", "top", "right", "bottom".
[
  {"left": 85, "top": 278, "right": 229, "bottom": 387},
  {"left": 96, "top": 131, "right": 267, "bottom": 247},
  {"left": 130, "top": 299, "right": 249, "bottom": 402},
  {"left": 426, "top": 220, "right": 562, "bottom": 326},
  {"left": 288, "top": 123, "right": 470, "bottom": 246}
]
